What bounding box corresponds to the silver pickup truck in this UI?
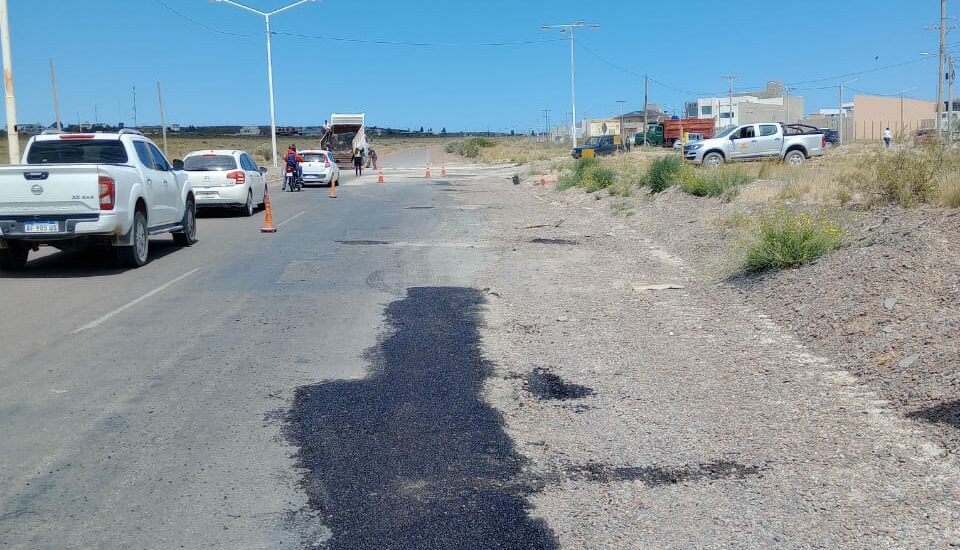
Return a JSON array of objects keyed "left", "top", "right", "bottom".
[{"left": 684, "top": 123, "right": 825, "bottom": 167}]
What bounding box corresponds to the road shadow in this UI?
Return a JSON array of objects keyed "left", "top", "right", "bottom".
[
  {"left": 908, "top": 400, "right": 960, "bottom": 430},
  {"left": 0, "top": 239, "right": 183, "bottom": 279},
  {"left": 285, "top": 287, "right": 558, "bottom": 549}
]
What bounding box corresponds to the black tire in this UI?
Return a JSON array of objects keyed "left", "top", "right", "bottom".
[
  {"left": 118, "top": 209, "right": 149, "bottom": 267},
  {"left": 784, "top": 150, "right": 806, "bottom": 167},
  {"left": 258, "top": 185, "right": 267, "bottom": 208},
  {"left": 0, "top": 241, "right": 29, "bottom": 271},
  {"left": 703, "top": 152, "right": 724, "bottom": 168},
  {"left": 241, "top": 190, "right": 254, "bottom": 217},
  {"left": 173, "top": 199, "right": 198, "bottom": 246}
]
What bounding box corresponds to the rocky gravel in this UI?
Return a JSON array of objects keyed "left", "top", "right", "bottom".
[{"left": 459, "top": 166, "right": 960, "bottom": 548}]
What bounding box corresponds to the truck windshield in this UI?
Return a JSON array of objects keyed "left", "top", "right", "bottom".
[
  {"left": 26, "top": 140, "right": 128, "bottom": 164},
  {"left": 583, "top": 137, "right": 601, "bottom": 147},
  {"left": 715, "top": 126, "right": 738, "bottom": 139},
  {"left": 183, "top": 155, "right": 237, "bottom": 171}
]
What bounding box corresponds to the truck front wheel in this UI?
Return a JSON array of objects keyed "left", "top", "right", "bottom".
[
  {"left": 703, "top": 152, "right": 724, "bottom": 168},
  {"left": 0, "top": 241, "right": 29, "bottom": 270}
]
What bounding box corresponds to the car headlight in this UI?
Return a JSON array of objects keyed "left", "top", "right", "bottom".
[{"left": 687, "top": 144, "right": 704, "bottom": 151}]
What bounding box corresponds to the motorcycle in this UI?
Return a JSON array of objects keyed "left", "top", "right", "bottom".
[{"left": 283, "top": 165, "right": 302, "bottom": 192}]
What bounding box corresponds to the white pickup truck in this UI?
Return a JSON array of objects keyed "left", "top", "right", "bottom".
[
  {"left": 684, "top": 123, "right": 826, "bottom": 167},
  {"left": 0, "top": 130, "right": 196, "bottom": 270}
]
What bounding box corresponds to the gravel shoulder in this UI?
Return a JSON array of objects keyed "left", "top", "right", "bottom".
[{"left": 459, "top": 165, "right": 960, "bottom": 548}]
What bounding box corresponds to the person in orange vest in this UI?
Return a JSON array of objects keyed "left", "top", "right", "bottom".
[{"left": 283, "top": 144, "right": 303, "bottom": 191}]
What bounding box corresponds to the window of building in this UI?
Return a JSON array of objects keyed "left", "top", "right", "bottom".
[
  {"left": 720, "top": 112, "right": 733, "bottom": 119},
  {"left": 701, "top": 106, "right": 713, "bottom": 116}
]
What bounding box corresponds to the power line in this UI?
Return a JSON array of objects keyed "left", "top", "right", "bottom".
[
  {"left": 785, "top": 55, "right": 938, "bottom": 86},
  {"left": 270, "top": 30, "right": 566, "bottom": 47},
  {"left": 151, "top": 0, "right": 256, "bottom": 37}
]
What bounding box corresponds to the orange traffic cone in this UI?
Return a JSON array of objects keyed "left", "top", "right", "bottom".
[
  {"left": 377, "top": 169, "right": 384, "bottom": 184},
  {"left": 260, "top": 191, "right": 277, "bottom": 233},
  {"left": 425, "top": 166, "right": 432, "bottom": 178},
  {"left": 329, "top": 176, "right": 337, "bottom": 199},
  {"left": 441, "top": 163, "right": 446, "bottom": 177}
]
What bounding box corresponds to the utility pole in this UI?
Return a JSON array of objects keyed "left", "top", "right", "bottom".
[
  {"left": 784, "top": 86, "right": 791, "bottom": 124},
  {"left": 939, "top": 0, "right": 947, "bottom": 134},
  {"left": 722, "top": 75, "right": 739, "bottom": 126},
  {"left": 0, "top": 0, "right": 19, "bottom": 163},
  {"left": 132, "top": 86, "right": 137, "bottom": 128},
  {"left": 157, "top": 81, "right": 168, "bottom": 157},
  {"left": 949, "top": 55, "right": 956, "bottom": 145},
  {"left": 542, "top": 108, "right": 551, "bottom": 142},
  {"left": 643, "top": 74, "right": 649, "bottom": 146},
  {"left": 49, "top": 59, "right": 61, "bottom": 131},
  {"left": 616, "top": 99, "right": 626, "bottom": 148}
]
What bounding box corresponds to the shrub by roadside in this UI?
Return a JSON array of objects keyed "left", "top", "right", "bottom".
[{"left": 739, "top": 206, "right": 843, "bottom": 273}]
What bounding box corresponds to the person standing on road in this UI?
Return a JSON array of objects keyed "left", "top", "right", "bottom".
[
  {"left": 283, "top": 144, "right": 303, "bottom": 191},
  {"left": 883, "top": 127, "right": 892, "bottom": 149},
  {"left": 368, "top": 148, "right": 378, "bottom": 170},
  {"left": 353, "top": 147, "right": 363, "bottom": 177}
]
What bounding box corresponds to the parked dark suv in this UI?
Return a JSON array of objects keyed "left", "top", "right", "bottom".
[
  {"left": 572, "top": 135, "right": 624, "bottom": 159},
  {"left": 819, "top": 128, "right": 840, "bottom": 146}
]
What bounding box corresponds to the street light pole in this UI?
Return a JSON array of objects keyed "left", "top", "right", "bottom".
[
  {"left": 898, "top": 87, "right": 918, "bottom": 135},
  {"left": 543, "top": 21, "right": 599, "bottom": 148},
  {"left": 213, "top": 0, "right": 319, "bottom": 167},
  {"left": 0, "top": 0, "right": 19, "bottom": 163},
  {"left": 838, "top": 78, "right": 858, "bottom": 145}
]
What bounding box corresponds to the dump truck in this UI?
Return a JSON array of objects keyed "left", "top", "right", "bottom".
[
  {"left": 637, "top": 119, "right": 716, "bottom": 147},
  {"left": 322, "top": 113, "right": 367, "bottom": 166}
]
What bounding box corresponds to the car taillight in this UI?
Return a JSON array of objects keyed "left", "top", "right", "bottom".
[
  {"left": 98, "top": 175, "right": 115, "bottom": 210},
  {"left": 226, "top": 170, "right": 245, "bottom": 185}
]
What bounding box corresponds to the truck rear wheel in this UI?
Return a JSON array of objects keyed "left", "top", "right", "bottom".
[
  {"left": 784, "top": 150, "right": 805, "bottom": 166},
  {"left": 0, "top": 241, "right": 29, "bottom": 270},
  {"left": 117, "top": 210, "right": 149, "bottom": 268},
  {"left": 173, "top": 199, "right": 198, "bottom": 246},
  {"left": 703, "top": 152, "right": 724, "bottom": 168}
]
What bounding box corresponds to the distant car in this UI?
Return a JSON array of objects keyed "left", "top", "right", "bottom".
[
  {"left": 299, "top": 149, "right": 340, "bottom": 186},
  {"left": 673, "top": 132, "right": 705, "bottom": 149},
  {"left": 818, "top": 128, "right": 840, "bottom": 146},
  {"left": 183, "top": 150, "right": 267, "bottom": 216}
]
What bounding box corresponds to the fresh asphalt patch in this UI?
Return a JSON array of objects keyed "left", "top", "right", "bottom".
[{"left": 285, "top": 287, "right": 558, "bottom": 549}]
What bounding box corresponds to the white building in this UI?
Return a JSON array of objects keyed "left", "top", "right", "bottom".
[
  {"left": 687, "top": 81, "right": 804, "bottom": 129},
  {"left": 240, "top": 124, "right": 262, "bottom": 136}
]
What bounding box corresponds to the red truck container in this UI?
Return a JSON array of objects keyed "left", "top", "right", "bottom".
[{"left": 663, "top": 119, "right": 716, "bottom": 142}]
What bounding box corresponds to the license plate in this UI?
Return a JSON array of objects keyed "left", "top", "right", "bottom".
[{"left": 23, "top": 221, "right": 59, "bottom": 233}]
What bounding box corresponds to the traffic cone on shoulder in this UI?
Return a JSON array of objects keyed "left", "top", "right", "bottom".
[
  {"left": 329, "top": 177, "right": 338, "bottom": 199},
  {"left": 425, "top": 166, "right": 432, "bottom": 178},
  {"left": 441, "top": 163, "right": 447, "bottom": 177},
  {"left": 260, "top": 191, "right": 277, "bottom": 233},
  {"left": 377, "top": 168, "right": 384, "bottom": 184}
]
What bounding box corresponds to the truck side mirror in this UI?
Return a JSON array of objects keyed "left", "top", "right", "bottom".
[{"left": 172, "top": 159, "right": 184, "bottom": 170}]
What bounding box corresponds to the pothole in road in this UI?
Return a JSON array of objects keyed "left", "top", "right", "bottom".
[
  {"left": 336, "top": 240, "right": 391, "bottom": 246},
  {"left": 564, "top": 460, "right": 765, "bottom": 487},
  {"left": 525, "top": 368, "right": 593, "bottom": 400},
  {"left": 530, "top": 238, "right": 578, "bottom": 245}
]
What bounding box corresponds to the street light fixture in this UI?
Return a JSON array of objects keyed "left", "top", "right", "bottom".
[
  {"left": 212, "top": 0, "right": 320, "bottom": 167},
  {"left": 542, "top": 21, "right": 599, "bottom": 148}
]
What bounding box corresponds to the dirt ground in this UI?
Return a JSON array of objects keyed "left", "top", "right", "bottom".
[{"left": 450, "top": 161, "right": 960, "bottom": 548}]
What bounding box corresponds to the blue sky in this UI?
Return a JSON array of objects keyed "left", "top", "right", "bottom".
[{"left": 1, "top": 0, "right": 952, "bottom": 132}]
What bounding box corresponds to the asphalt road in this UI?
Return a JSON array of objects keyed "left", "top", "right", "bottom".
[{"left": 0, "top": 154, "right": 542, "bottom": 549}]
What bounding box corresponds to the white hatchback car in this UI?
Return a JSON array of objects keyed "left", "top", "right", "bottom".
[
  {"left": 300, "top": 149, "right": 340, "bottom": 187},
  {"left": 183, "top": 150, "right": 268, "bottom": 216}
]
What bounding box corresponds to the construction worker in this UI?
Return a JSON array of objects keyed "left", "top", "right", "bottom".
[{"left": 353, "top": 147, "right": 363, "bottom": 177}]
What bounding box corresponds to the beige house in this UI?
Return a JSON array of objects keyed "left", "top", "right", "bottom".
[{"left": 851, "top": 95, "right": 935, "bottom": 140}]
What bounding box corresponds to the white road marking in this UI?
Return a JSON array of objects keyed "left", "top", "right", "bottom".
[
  {"left": 73, "top": 267, "right": 202, "bottom": 333},
  {"left": 276, "top": 211, "right": 307, "bottom": 227}
]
